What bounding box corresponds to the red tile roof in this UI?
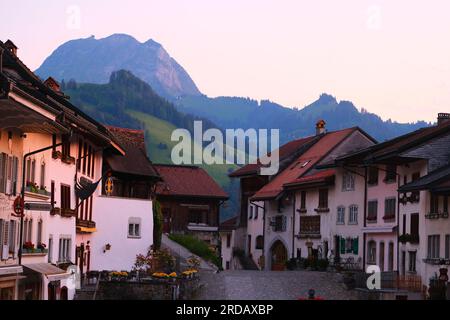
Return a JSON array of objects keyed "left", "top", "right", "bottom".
[
  {"left": 229, "top": 136, "right": 317, "bottom": 177},
  {"left": 154, "top": 164, "right": 229, "bottom": 199},
  {"left": 251, "top": 128, "right": 356, "bottom": 200},
  {"left": 220, "top": 216, "right": 238, "bottom": 231},
  {"left": 284, "top": 169, "right": 336, "bottom": 188}
]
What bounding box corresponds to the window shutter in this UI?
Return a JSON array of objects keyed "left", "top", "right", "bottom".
[
  {"left": 353, "top": 237, "right": 359, "bottom": 254},
  {"left": 0, "top": 153, "right": 6, "bottom": 193},
  {"left": 12, "top": 157, "right": 18, "bottom": 196},
  {"left": 282, "top": 215, "right": 287, "bottom": 232},
  {"left": 340, "top": 237, "right": 346, "bottom": 254}
]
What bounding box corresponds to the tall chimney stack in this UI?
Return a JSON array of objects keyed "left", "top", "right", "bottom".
[
  {"left": 437, "top": 113, "right": 450, "bottom": 126},
  {"left": 316, "top": 119, "right": 326, "bottom": 135},
  {"left": 0, "top": 47, "right": 3, "bottom": 74},
  {"left": 4, "top": 40, "right": 17, "bottom": 56}
]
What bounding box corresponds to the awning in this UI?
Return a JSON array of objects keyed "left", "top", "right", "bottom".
[
  {"left": 23, "top": 263, "right": 69, "bottom": 280},
  {"left": 0, "top": 265, "right": 23, "bottom": 276}
]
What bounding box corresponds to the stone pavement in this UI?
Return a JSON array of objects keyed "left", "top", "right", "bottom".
[{"left": 195, "top": 270, "right": 358, "bottom": 300}]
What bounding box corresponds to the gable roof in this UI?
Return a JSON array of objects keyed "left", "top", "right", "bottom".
[
  {"left": 154, "top": 164, "right": 228, "bottom": 199},
  {"left": 0, "top": 40, "right": 122, "bottom": 152},
  {"left": 337, "top": 121, "right": 450, "bottom": 166},
  {"left": 398, "top": 164, "right": 450, "bottom": 193},
  {"left": 251, "top": 127, "right": 357, "bottom": 200},
  {"left": 219, "top": 216, "right": 238, "bottom": 231},
  {"left": 229, "top": 136, "right": 318, "bottom": 177},
  {"left": 105, "top": 126, "right": 159, "bottom": 178}
]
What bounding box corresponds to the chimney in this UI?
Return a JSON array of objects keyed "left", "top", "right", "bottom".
[
  {"left": 44, "top": 77, "right": 61, "bottom": 92},
  {"left": 437, "top": 113, "right": 450, "bottom": 126},
  {"left": 0, "top": 47, "right": 3, "bottom": 73},
  {"left": 316, "top": 119, "right": 326, "bottom": 135},
  {"left": 4, "top": 40, "right": 17, "bottom": 56}
]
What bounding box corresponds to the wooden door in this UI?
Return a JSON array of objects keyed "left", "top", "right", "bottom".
[{"left": 271, "top": 240, "right": 287, "bottom": 271}]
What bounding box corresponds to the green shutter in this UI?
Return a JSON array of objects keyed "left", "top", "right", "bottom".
[
  {"left": 340, "top": 237, "right": 346, "bottom": 254},
  {"left": 353, "top": 237, "right": 359, "bottom": 254}
]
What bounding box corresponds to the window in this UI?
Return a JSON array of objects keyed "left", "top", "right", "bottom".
[
  {"left": 349, "top": 205, "right": 358, "bottom": 224},
  {"left": 23, "top": 219, "right": 33, "bottom": 244},
  {"left": 388, "top": 242, "right": 394, "bottom": 271},
  {"left": 408, "top": 251, "right": 416, "bottom": 272},
  {"left": 299, "top": 215, "right": 320, "bottom": 235},
  {"left": 248, "top": 205, "right": 253, "bottom": 219},
  {"left": 410, "top": 213, "right": 419, "bottom": 238},
  {"left": 337, "top": 206, "right": 345, "bottom": 225},
  {"left": 8, "top": 220, "right": 16, "bottom": 254},
  {"left": 444, "top": 196, "right": 449, "bottom": 213},
  {"left": 368, "top": 167, "right": 379, "bottom": 185},
  {"left": 368, "top": 240, "right": 376, "bottom": 264},
  {"left": 367, "top": 200, "right": 378, "bottom": 222},
  {"left": 226, "top": 261, "right": 230, "bottom": 270},
  {"left": 318, "top": 189, "right": 328, "bottom": 209},
  {"left": 384, "top": 198, "right": 396, "bottom": 220},
  {"left": 188, "top": 210, "right": 208, "bottom": 224},
  {"left": 430, "top": 194, "right": 439, "bottom": 213},
  {"left": 226, "top": 234, "right": 231, "bottom": 248},
  {"left": 255, "top": 235, "right": 264, "bottom": 250},
  {"left": 40, "top": 161, "right": 45, "bottom": 189},
  {"left": 384, "top": 164, "right": 397, "bottom": 183},
  {"left": 58, "top": 237, "right": 71, "bottom": 262},
  {"left": 48, "top": 236, "right": 53, "bottom": 263},
  {"left": 300, "top": 191, "right": 306, "bottom": 209},
  {"left": 50, "top": 181, "right": 55, "bottom": 209},
  {"left": 60, "top": 184, "right": 71, "bottom": 210},
  {"left": 411, "top": 172, "right": 420, "bottom": 201},
  {"left": 0, "top": 154, "right": 19, "bottom": 195},
  {"left": 342, "top": 173, "right": 355, "bottom": 191},
  {"left": 254, "top": 206, "right": 258, "bottom": 219},
  {"left": 37, "top": 219, "right": 43, "bottom": 245},
  {"left": 402, "top": 214, "right": 407, "bottom": 235},
  {"left": 61, "top": 135, "right": 71, "bottom": 158},
  {"left": 273, "top": 215, "right": 287, "bottom": 232},
  {"left": 445, "top": 235, "right": 450, "bottom": 259},
  {"left": 427, "top": 235, "right": 440, "bottom": 259},
  {"left": 128, "top": 217, "right": 141, "bottom": 238}
]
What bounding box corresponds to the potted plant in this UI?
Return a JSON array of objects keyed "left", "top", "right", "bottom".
[
  {"left": 286, "top": 258, "right": 298, "bottom": 270},
  {"left": 22, "top": 241, "right": 35, "bottom": 253},
  {"left": 37, "top": 242, "right": 47, "bottom": 253},
  {"left": 317, "top": 259, "right": 329, "bottom": 271}
]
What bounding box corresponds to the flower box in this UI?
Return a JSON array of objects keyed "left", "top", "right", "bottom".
[
  {"left": 314, "top": 207, "right": 330, "bottom": 213},
  {"left": 61, "top": 208, "right": 76, "bottom": 218}
]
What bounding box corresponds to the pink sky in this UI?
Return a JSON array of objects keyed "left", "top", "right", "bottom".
[{"left": 1, "top": 0, "right": 449, "bottom": 123}]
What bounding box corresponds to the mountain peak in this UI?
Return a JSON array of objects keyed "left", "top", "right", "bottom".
[
  {"left": 35, "top": 34, "right": 201, "bottom": 99},
  {"left": 318, "top": 93, "right": 337, "bottom": 104}
]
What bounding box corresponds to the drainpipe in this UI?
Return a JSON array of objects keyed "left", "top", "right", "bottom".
[
  {"left": 397, "top": 174, "right": 401, "bottom": 275},
  {"left": 292, "top": 192, "right": 296, "bottom": 259},
  {"left": 362, "top": 166, "right": 368, "bottom": 271}
]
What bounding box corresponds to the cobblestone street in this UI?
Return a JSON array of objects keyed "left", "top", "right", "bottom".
[{"left": 195, "top": 270, "right": 358, "bottom": 300}]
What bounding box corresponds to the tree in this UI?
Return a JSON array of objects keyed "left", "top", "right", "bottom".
[{"left": 153, "top": 200, "right": 163, "bottom": 250}]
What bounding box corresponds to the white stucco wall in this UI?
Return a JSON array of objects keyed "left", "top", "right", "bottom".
[
  {"left": 87, "top": 195, "right": 153, "bottom": 271},
  {"left": 246, "top": 200, "right": 264, "bottom": 268},
  {"left": 220, "top": 230, "right": 237, "bottom": 270}
]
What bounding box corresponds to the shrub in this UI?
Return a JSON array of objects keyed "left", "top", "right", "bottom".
[
  {"left": 169, "top": 234, "right": 221, "bottom": 268},
  {"left": 317, "top": 259, "right": 329, "bottom": 271},
  {"left": 286, "top": 258, "right": 298, "bottom": 270}
]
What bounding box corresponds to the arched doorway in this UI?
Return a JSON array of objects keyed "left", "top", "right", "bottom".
[
  {"left": 60, "top": 286, "right": 68, "bottom": 300},
  {"left": 270, "top": 240, "right": 287, "bottom": 271}
]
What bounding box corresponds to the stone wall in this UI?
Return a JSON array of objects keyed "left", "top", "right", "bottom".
[{"left": 95, "top": 278, "right": 200, "bottom": 300}]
